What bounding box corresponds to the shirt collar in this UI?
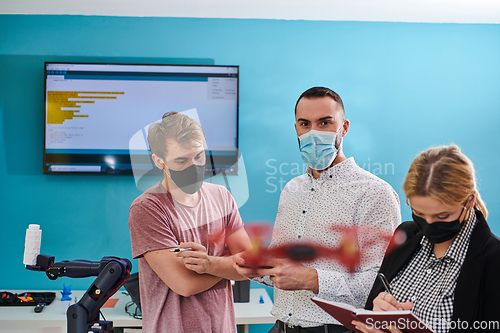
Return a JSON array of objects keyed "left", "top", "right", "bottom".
[
  {"left": 306, "top": 157, "right": 357, "bottom": 180},
  {"left": 443, "top": 209, "right": 477, "bottom": 262}
]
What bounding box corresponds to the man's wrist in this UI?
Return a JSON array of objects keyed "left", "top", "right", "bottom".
[
  {"left": 205, "top": 255, "right": 217, "bottom": 275},
  {"left": 206, "top": 255, "right": 234, "bottom": 275},
  {"left": 305, "top": 267, "right": 319, "bottom": 293}
]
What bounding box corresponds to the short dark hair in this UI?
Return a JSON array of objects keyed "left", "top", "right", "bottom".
[{"left": 294, "top": 87, "right": 345, "bottom": 116}]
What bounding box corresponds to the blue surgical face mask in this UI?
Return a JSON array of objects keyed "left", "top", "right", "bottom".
[{"left": 298, "top": 129, "right": 342, "bottom": 171}]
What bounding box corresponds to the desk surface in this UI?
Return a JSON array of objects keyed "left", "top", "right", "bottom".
[{"left": 0, "top": 288, "right": 274, "bottom": 333}]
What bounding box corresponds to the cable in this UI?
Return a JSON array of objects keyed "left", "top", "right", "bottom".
[{"left": 99, "top": 310, "right": 106, "bottom": 321}]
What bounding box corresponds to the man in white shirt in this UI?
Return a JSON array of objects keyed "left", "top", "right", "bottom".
[{"left": 234, "top": 87, "right": 401, "bottom": 333}]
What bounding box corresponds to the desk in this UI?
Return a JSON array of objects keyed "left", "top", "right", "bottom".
[
  {"left": 0, "top": 288, "right": 274, "bottom": 333},
  {"left": 234, "top": 288, "right": 275, "bottom": 333}
]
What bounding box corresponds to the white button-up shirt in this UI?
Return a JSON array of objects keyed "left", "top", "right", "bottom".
[
  {"left": 255, "top": 157, "right": 401, "bottom": 327},
  {"left": 390, "top": 211, "right": 478, "bottom": 333}
]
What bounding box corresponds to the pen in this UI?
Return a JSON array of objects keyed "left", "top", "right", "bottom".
[
  {"left": 169, "top": 247, "right": 194, "bottom": 252},
  {"left": 378, "top": 272, "right": 392, "bottom": 294}
]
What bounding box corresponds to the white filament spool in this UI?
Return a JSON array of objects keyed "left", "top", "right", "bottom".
[{"left": 23, "top": 224, "right": 42, "bottom": 266}]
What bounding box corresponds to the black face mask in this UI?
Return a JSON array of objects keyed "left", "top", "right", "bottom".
[
  {"left": 167, "top": 163, "right": 205, "bottom": 195},
  {"left": 412, "top": 209, "right": 465, "bottom": 244}
]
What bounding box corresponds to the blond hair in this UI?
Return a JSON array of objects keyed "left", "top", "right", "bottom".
[
  {"left": 403, "top": 144, "right": 488, "bottom": 218},
  {"left": 147, "top": 112, "right": 205, "bottom": 161}
]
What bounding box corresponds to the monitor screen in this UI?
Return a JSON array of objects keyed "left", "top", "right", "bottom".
[{"left": 43, "top": 62, "right": 239, "bottom": 176}]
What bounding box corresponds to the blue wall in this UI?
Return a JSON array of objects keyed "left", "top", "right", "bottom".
[{"left": 1, "top": 14, "right": 500, "bottom": 332}]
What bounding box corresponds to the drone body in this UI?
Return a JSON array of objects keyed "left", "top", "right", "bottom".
[{"left": 237, "top": 223, "right": 405, "bottom": 273}]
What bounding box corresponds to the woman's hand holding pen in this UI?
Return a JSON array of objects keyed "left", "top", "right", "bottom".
[
  {"left": 352, "top": 273, "right": 414, "bottom": 333},
  {"left": 374, "top": 273, "right": 414, "bottom": 311},
  {"left": 176, "top": 242, "right": 212, "bottom": 275}
]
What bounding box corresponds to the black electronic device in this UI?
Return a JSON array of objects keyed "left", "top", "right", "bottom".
[
  {"left": 232, "top": 280, "right": 250, "bottom": 303},
  {"left": 123, "top": 272, "right": 141, "bottom": 311},
  {"left": 35, "top": 302, "right": 46, "bottom": 313}
]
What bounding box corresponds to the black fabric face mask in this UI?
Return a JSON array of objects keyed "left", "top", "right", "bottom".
[
  {"left": 167, "top": 163, "right": 205, "bottom": 195},
  {"left": 412, "top": 209, "right": 465, "bottom": 244}
]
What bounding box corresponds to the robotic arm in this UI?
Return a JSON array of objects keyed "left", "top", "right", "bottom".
[{"left": 27, "top": 254, "right": 132, "bottom": 333}]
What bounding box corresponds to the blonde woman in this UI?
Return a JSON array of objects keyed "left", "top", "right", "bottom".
[{"left": 355, "top": 145, "right": 500, "bottom": 333}]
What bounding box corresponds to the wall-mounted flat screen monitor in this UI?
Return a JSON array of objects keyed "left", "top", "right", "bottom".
[{"left": 43, "top": 62, "right": 239, "bottom": 176}]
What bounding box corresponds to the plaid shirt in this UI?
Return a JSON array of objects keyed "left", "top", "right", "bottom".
[{"left": 389, "top": 210, "right": 477, "bottom": 333}]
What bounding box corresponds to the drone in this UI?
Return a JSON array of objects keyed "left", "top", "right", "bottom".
[{"left": 233, "top": 222, "right": 406, "bottom": 273}]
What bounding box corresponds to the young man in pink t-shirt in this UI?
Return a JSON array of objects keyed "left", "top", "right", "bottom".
[{"left": 129, "top": 112, "right": 252, "bottom": 333}]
